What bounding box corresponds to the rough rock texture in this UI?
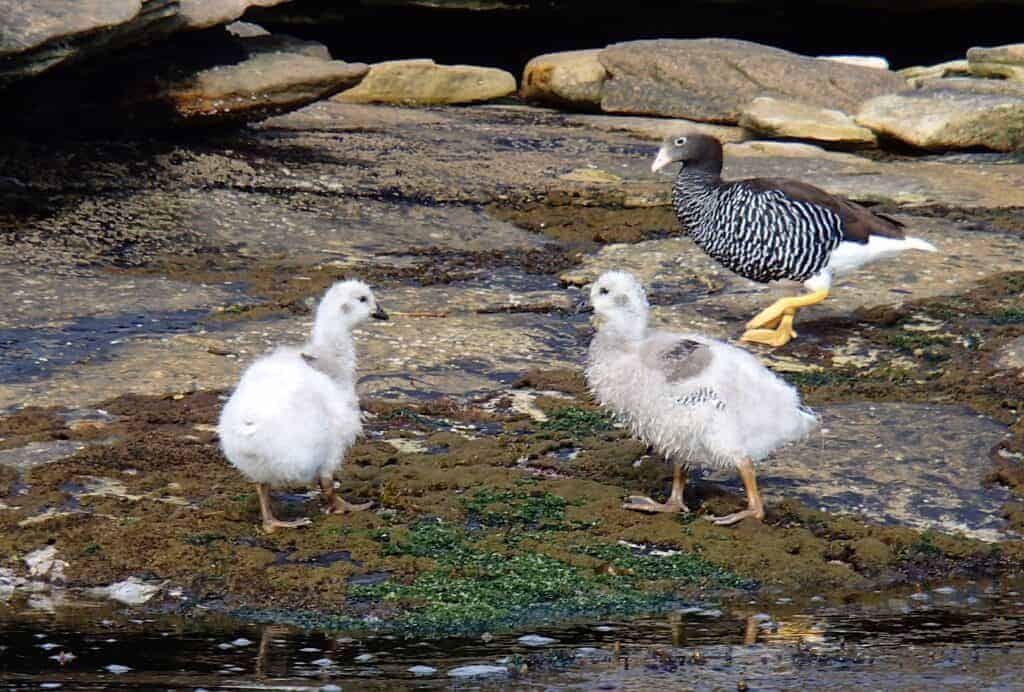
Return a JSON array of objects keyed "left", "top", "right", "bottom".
[
  {"left": 335, "top": 59, "right": 516, "bottom": 105},
  {"left": 0, "top": 0, "right": 175, "bottom": 84},
  {"left": 0, "top": 0, "right": 292, "bottom": 85},
  {"left": 155, "top": 45, "right": 367, "bottom": 125},
  {"left": 178, "top": 0, "right": 291, "bottom": 30},
  {"left": 968, "top": 43, "right": 1024, "bottom": 81},
  {"left": 567, "top": 114, "right": 747, "bottom": 143},
  {"left": 597, "top": 39, "right": 907, "bottom": 123},
  {"left": 2, "top": 30, "right": 366, "bottom": 131},
  {"left": 739, "top": 96, "right": 877, "bottom": 147},
  {"left": 856, "top": 82, "right": 1024, "bottom": 152},
  {"left": 520, "top": 49, "right": 606, "bottom": 110},
  {"left": 900, "top": 59, "right": 971, "bottom": 86},
  {"left": 818, "top": 55, "right": 890, "bottom": 70},
  {"left": 997, "top": 336, "right": 1024, "bottom": 373}
]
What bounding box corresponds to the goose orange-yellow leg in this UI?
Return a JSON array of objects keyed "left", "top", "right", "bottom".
[{"left": 741, "top": 288, "right": 829, "bottom": 347}]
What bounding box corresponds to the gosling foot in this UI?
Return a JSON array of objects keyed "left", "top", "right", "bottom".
[
  {"left": 327, "top": 496, "right": 372, "bottom": 514},
  {"left": 705, "top": 508, "right": 765, "bottom": 526},
  {"left": 622, "top": 495, "right": 690, "bottom": 514},
  {"left": 261, "top": 517, "right": 312, "bottom": 534}
]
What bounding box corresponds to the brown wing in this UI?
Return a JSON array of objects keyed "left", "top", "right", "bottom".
[
  {"left": 642, "top": 338, "right": 713, "bottom": 384},
  {"left": 741, "top": 177, "right": 905, "bottom": 244}
]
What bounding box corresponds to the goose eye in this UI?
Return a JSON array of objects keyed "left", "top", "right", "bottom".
[
  {"left": 674, "top": 136, "right": 687, "bottom": 147},
  {"left": 359, "top": 296, "right": 368, "bottom": 303},
  {"left": 598, "top": 287, "right": 609, "bottom": 295}
]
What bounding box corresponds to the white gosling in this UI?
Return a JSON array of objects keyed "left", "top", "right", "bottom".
[
  {"left": 585, "top": 271, "right": 818, "bottom": 525},
  {"left": 218, "top": 279, "right": 389, "bottom": 533}
]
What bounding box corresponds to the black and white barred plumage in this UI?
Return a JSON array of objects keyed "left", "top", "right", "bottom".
[{"left": 671, "top": 173, "right": 843, "bottom": 283}]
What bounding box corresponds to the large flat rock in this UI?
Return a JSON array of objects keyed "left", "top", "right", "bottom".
[
  {"left": 334, "top": 59, "right": 516, "bottom": 105},
  {"left": 706, "top": 402, "right": 1014, "bottom": 541},
  {"left": 739, "top": 97, "right": 877, "bottom": 148},
  {"left": 856, "top": 81, "right": 1024, "bottom": 152},
  {"left": 598, "top": 39, "right": 906, "bottom": 124},
  {"left": 0, "top": 0, "right": 293, "bottom": 85}
]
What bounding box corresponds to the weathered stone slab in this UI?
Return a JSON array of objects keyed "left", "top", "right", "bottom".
[
  {"left": 335, "top": 59, "right": 515, "bottom": 105},
  {"left": 598, "top": 39, "right": 906, "bottom": 123},
  {"left": 520, "top": 49, "right": 606, "bottom": 110},
  {"left": 856, "top": 83, "right": 1024, "bottom": 151},
  {"left": 968, "top": 43, "right": 1024, "bottom": 81},
  {"left": 739, "top": 97, "right": 877, "bottom": 147}
]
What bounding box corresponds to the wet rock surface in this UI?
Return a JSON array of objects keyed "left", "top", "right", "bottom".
[{"left": 0, "top": 102, "right": 1022, "bottom": 635}]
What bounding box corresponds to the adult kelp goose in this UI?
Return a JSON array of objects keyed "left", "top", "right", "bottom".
[
  {"left": 585, "top": 271, "right": 817, "bottom": 525},
  {"left": 652, "top": 134, "right": 937, "bottom": 347}
]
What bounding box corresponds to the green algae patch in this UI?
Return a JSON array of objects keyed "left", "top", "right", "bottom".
[
  {"left": 1, "top": 382, "right": 1022, "bottom": 638},
  {"left": 539, "top": 407, "right": 613, "bottom": 437},
  {"left": 347, "top": 518, "right": 741, "bottom": 636}
]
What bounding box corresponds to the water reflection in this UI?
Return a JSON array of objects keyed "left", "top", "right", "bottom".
[{"left": 0, "top": 577, "right": 1021, "bottom": 689}]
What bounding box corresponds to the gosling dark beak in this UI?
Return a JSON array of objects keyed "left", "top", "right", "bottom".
[
  {"left": 372, "top": 306, "right": 389, "bottom": 321},
  {"left": 572, "top": 295, "right": 594, "bottom": 315}
]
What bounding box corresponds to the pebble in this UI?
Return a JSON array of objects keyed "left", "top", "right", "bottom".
[
  {"left": 312, "top": 658, "right": 334, "bottom": 667},
  {"left": 910, "top": 592, "right": 930, "bottom": 601},
  {"left": 355, "top": 653, "right": 374, "bottom": 662},
  {"left": 300, "top": 647, "right": 321, "bottom": 652},
  {"left": 217, "top": 643, "right": 234, "bottom": 650},
  {"left": 105, "top": 664, "right": 131, "bottom": 674},
  {"left": 408, "top": 665, "right": 437, "bottom": 676},
  {"left": 751, "top": 613, "right": 772, "bottom": 622},
  {"left": 518, "top": 634, "right": 557, "bottom": 647},
  {"left": 594, "top": 625, "right": 615, "bottom": 632},
  {"left": 38, "top": 642, "right": 59, "bottom": 650},
  {"left": 40, "top": 684, "right": 62, "bottom": 689},
  {"left": 933, "top": 586, "right": 956, "bottom": 595},
  {"left": 231, "top": 638, "right": 253, "bottom": 646},
  {"left": 448, "top": 664, "right": 508, "bottom": 678},
  {"left": 320, "top": 686, "right": 342, "bottom": 692}
]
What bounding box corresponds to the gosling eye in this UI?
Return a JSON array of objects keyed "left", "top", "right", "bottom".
[
  {"left": 674, "top": 136, "right": 687, "bottom": 147},
  {"left": 598, "top": 287, "right": 609, "bottom": 295},
  {"left": 359, "top": 296, "right": 368, "bottom": 303}
]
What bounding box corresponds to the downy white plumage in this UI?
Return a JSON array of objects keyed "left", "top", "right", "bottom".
[
  {"left": 585, "top": 271, "right": 817, "bottom": 524},
  {"left": 218, "top": 279, "right": 388, "bottom": 533}
]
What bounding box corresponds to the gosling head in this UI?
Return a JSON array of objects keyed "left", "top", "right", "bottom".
[
  {"left": 312, "top": 279, "right": 388, "bottom": 345},
  {"left": 589, "top": 270, "right": 649, "bottom": 338},
  {"left": 651, "top": 133, "right": 723, "bottom": 173}
]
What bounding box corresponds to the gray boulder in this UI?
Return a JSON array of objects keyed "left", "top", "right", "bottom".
[
  {"left": 968, "top": 43, "right": 1024, "bottom": 81},
  {"left": 597, "top": 38, "right": 906, "bottom": 123},
  {"left": 0, "top": 0, "right": 292, "bottom": 85},
  {"left": 856, "top": 80, "right": 1024, "bottom": 151}
]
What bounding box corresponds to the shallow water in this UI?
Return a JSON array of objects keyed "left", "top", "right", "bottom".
[{"left": 2, "top": 578, "right": 1022, "bottom": 690}]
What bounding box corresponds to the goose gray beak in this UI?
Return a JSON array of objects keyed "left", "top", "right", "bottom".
[
  {"left": 372, "top": 306, "right": 389, "bottom": 320},
  {"left": 651, "top": 148, "right": 673, "bottom": 173}
]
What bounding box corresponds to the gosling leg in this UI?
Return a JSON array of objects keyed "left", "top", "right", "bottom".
[
  {"left": 319, "top": 476, "right": 372, "bottom": 514},
  {"left": 623, "top": 464, "right": 690, "bottom": 513},
  {"left": 257, "top": 483, "right": 312, "bottom": 533},
  {"left": 707, "top": 458, "right": 765, "bottom": 526}
]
